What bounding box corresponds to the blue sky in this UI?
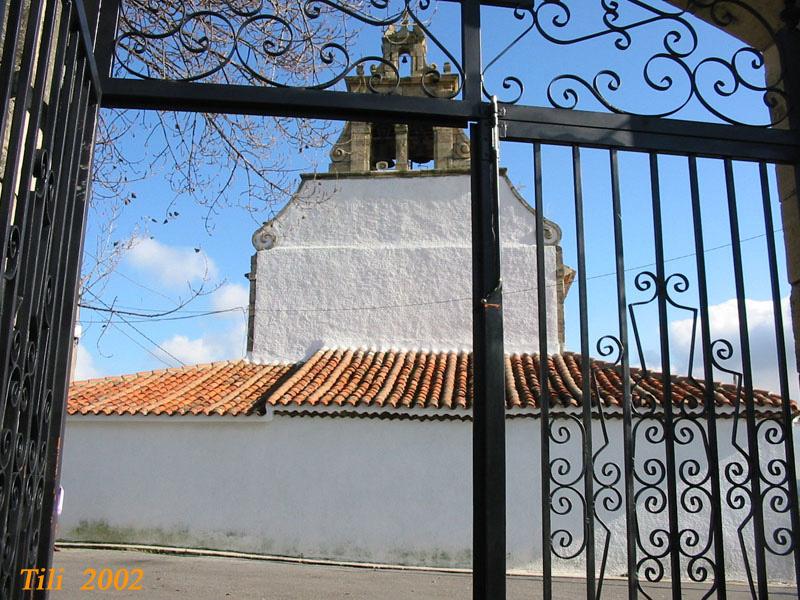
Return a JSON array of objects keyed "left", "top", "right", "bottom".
[{"left": 75, "top": 1, "right": 797, "bottom": 398}]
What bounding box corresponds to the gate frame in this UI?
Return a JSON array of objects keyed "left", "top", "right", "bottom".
[{"left": 2, "top": 1, "right": 800, "bottom": 599}]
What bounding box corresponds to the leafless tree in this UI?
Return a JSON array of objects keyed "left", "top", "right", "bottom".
[{"left": 84, "top": 0, "right": 364, "bottom": 304}]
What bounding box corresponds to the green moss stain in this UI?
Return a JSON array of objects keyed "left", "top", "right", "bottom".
[
  {"left": 67, "top": 521, "right": 194, "bottom": 547},
  {"left": 63, "top": 521, "right": 471, "bottom": 568}
]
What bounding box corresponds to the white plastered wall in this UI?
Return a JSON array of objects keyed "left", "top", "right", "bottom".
[
  {"left": 249, "top": 172, "right": 562, "bottom": 363},
  {"left": 59, "top": 415, "right": 798, "bottom": 582}
]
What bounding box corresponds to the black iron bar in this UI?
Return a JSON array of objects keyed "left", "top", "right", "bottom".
[
  {"left": 533, "top": 141, "right": 552, "bottom": 600},
  {"left": 775, "top": 12, "right": 800, "bottom": 593},
  {"left": 39, "top": 1, "right": 79, "bottom": 166},
  {"left": 0, "top": 0, "right": 58, "bottom": 526},
  {"left": 2, "top": 0, "right": 62, "bottom": 589},
  {"left": 98, "top": 83, "right": 799, "bottom": 165},
  {"left": 27, "top": 16, "right": 87, "bottom": 557},
  {"left": 21, "top": 58, "right": 89, "bottom": 600},
  {"left": 723, "top": 158, "right": 769, "bottom": 599},
  {"left": 0, "top": 0, "right": 26, "bottom": 140},
  {"left": 24, "top": 14, "right": 88, "bottom": 597},
  {"left": 461, "top": 0, "right": 482, "bottom": 109},
  {"left": 72, "top": 0, "right": 103, "bottom": 100},
  {"left": 609, "top": 149, "right": 637, "bottom": 600},
  {"left": 92, "top": 0, "right": 120, "bottom": 80},
  {"left": 687, "top": 156, "right": 728, "bottom": 598},
  {"left": 758, "top": 161, "right": 800, "bottom": 589},
  {"left": 648, "top": 153, "right": 682, "bottom": 599},
  {"left": 501, "top": 114, "right": 800, "bottom": 165},
  {"left": 101, "top": 78, "right": 472, "bottom": 127},
  {"left": 471, "top": 110, "right": 506, "bottom": 600},
  {"left": 0, "top": 0, "right": 47, "bottom": 316},
  {"left": 35, "top": 79, "right": 98, "bottom": 600},
  {"left": 572, "top": 146, "right": 596, "bottom": 600}
]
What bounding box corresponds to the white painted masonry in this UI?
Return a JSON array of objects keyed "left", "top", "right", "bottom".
[
  {"left": 248, "top": 171, "right": 563, "bottom": 363},
  {"left": 60, "top": 414, "right": 797, "bottom": 582}
]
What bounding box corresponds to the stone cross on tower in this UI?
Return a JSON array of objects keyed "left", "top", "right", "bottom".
[{"left": 328, "top": 22, "right": 471, "bottom": 173}]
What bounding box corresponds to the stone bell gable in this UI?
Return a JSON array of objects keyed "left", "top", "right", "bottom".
[
  {"left": 328, "top": 21, "right": 471, "bottom": 174},
  {"left": 245, "top": 24, "right": 572, "bottom": 364}
]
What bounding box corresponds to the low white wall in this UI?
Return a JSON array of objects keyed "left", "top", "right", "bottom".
[{"left": 59, "top": 415, "right": 797, "bottom": 583}]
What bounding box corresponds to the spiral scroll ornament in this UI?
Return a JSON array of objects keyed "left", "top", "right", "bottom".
[
  {"left": 483, "top": 0, "right": 789, "bottom": 126},
  {"left": 113, "top": 0, "right": 462, "bottom": 98},
  {"left": 623, "top": 271, "right": 720, "bottom": 597}
]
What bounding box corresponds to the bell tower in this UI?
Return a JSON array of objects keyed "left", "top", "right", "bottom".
[{"left": 328, "top": 21, "right": 471, "bottom": 173}]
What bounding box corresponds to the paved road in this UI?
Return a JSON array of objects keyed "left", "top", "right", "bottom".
[{"left": 47, "top": 548, "right": 796, "bottom": 599}]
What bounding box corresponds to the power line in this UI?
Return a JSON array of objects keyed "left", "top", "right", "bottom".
[
  {"left": 83, "top": 289, "right": 187, "bottom": 367},
  {"left": 108, "top": 322, "right": 182, "bottom": 369},
  {"left": 78, "top": 227, "right": 782, "bottom": 324}
]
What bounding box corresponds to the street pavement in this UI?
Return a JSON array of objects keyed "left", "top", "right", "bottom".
[{"left": 46, "top": 548, "right": 797, "bottom": 599}]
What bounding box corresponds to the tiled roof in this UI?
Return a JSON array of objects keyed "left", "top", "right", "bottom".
[
  {"left": 67, "top": 349, "right": 792, "bottom": 418},
  {"left": 67, "top": 361, "right": 292, "bottom": 416}
]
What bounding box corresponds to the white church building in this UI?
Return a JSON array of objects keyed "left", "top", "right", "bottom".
[{"left": 62, "top": 25, "right": 796, "bottom": 582}]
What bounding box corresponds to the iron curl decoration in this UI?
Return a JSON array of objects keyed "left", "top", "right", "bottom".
[
  {"left": 482, "top": 0, "right": 789, "bottom": 126},
  {"left": 622, "top": 270, "right": 722, "bottom": 596},
  {"left": 710, "top": 337, "right": 761, "bottom": 596},
  {"left": 548, "top": 410, "right": 588, "bottom": 560},
  {"left": 543, "top": 336, "right": 628, "bottom": 589},
  {"left": 545, "top": 337, "right": 624, "bottom": 590},
  {"left": 590, "top": 341, "right": 624, "bottom": 596},
  {"left": 113, "top": 0, "right": 463, "bottom": 98},
  {"left": 754, "top": 418, "right": 796, "bottom": 558}
]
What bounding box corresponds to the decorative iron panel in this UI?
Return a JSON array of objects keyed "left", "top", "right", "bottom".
[
  {"left": 483, "top": 0, "right": 791, "bottom": 127},
  {"left": 513, "top": 138, "right": 800, "bottom": 599},
  {"left": 104, "top": 0, "right": 463, "bottom": 96},
  {"left": 96, "top": 1, "right": 798, "bottom": 129},
  {"left": 0, "top": 0, "right": 100, "bottom": 598}
]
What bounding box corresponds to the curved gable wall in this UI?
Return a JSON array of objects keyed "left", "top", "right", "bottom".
[{"left": 249, "top": 172, "right": 565, "bottom": 362}]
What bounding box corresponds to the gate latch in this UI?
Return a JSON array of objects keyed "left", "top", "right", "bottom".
[{"left": 481, "top": 280, "right": 503, "bottom": 311}]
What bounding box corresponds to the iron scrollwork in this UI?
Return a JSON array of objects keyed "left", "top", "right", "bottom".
[
  {"left": 483, "top": 0, "right": 789, "bottom": 126},
  {"left": 625, "top": 271, "right": 718, "bottom": 597},
  {"left": 114, "top": 0, "right": 463, "bottom": 98},
  {"left": 714, "top": 339, "right": 797, "bottom": 594},
  {"left": 591, "top": 336, "right": 624, "bottom": 595},
  {"left": 546, "top": 336, "right": 622, "bottom": 594}
]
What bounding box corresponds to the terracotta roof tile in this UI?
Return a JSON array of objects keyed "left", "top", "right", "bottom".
[
  {"left": 68, "top": 361, "right": 293, "bottom": 416},
  {"left": 67, "top": 350, "right": 795, "bottom": 417}
]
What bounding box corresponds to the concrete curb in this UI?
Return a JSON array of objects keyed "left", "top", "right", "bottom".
[
  {"left": 55, "top": 543, "right": 797, "bottom": 589},
  {"left": 55, "top": 542, "right": 477, "bottom": 576}
]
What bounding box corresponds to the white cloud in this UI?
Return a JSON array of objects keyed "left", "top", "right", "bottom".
[
  {"left": 126, "top": 237, "right": 217, "bottom": 289},
  {"left": 159, "top": 334, "right": 222, "bottom": 365},
  {"left": 670, "top": 297, "right": 799, "bottom": 399},
  {"left": 74, "top": 344, "right": 102, "bottom": 381},
  {"left": 211, "top": 283, "right": 249, "bottom": 317},
  {"left": 157, "top": 319, "right": 247, "bottom": 367},
  {"left": 223, "top": 320, "right": 248, "bottom": 357}
]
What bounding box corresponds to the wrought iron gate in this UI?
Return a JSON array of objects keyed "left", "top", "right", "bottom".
[
  {"left": 0, "top": 0, "right": 101, "bottom": 597},
  {"left": 2, "top": 0, "right": 800, "bottom": 598}
]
